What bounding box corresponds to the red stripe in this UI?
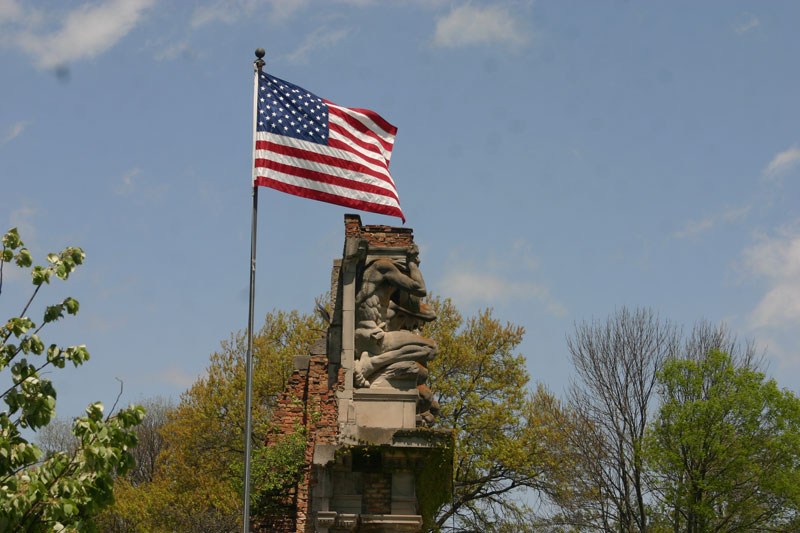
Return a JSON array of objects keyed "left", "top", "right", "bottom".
[
  {"left": 255, "top": 159, "right": 399, "bottom": 203},
  {"left": 255, "top": 175, "right": 404, "bottom": 222},
  {"left": 255, "top": 140, "right": 393, "bottom": 187},
  {"left": 326, "top": 101, "right": 397, "bottom": 135},
  {"left": 328, "top": 106, "right": 394, "bottom": 153},
  {"left": 327, "top": 124, "right": 385, "bottom": 160},
  {"left": 327, "top": 137, "right": 386, "bottom": 169}
]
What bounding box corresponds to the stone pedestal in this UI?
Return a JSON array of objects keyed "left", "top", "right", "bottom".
[{"left": 354, "top": 389, "right": 418, "bottom": 430}]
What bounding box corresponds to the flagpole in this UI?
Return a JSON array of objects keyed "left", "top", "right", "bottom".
[{"left": 243, "top": 47, "right": 265, "bottom": 533}]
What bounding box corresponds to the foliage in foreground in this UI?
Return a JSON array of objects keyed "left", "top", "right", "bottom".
[{"left": 0, "top": 228, "right": 144, "bottom": 532}]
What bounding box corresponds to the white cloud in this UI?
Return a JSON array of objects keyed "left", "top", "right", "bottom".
[
  {"left": 158, "top": 367, "right": 199, "bottom": 388},
  {"left": 286, "top": 26, "right": 351, "bottom": 64},
  {"left": 743, "top": 225, "right": 800, "bottom": 329},
  {"left": 191, "top": 1, "right": 243, "bottom": 27},
  {"left": 114, "top": 168, "right": 141, "bottom": 196},
  {"left": 3, "top": 120, "right": 30, "bottom": 142},
  {"left": 191, "top": 0, "right": 307, "bottom": 27},
  {"left": 734, "top": 13, "right": 760, "bottom": 35},
  {"left": 154, "top": 40, "right": 195, "bottom": 61},
  {"left": 443, "top": 271, "right": 544, "bottom": 302},
  {"left": 439, "top": 239, "right": 567, "bottom": 317},
  {"left": 11, "top": 0, "right": 154, "bottom": 69},
  {"left": 113, "top": 168, "right": 168, "bottom": 203},
  {"left": 0, "top": 0, "right": 24, "bottom": 23},
  {"left": 433, "top": 4, "right": 530, "bottom": 48},
  {"left": 673, "top": 205, "right": 750, "bottom": 239},
  {"left": 442, "top": 271, "right": 567, "bottom": 317},
  {"left": 761, "top": 146, "right": 800, "bottom": 182}
]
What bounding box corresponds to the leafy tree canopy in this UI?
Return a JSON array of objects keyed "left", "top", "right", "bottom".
[
  {"left": 646, "top": 349, "right": 800, "bottom": 532},
  {"left": 425, "top": 296, "right": 570, "bottom": 531},
  {"left": 101, "top": 310, "right": 322, "bottom": 532},
  {"left": 0, "top": 228, "right": 144, "bottom": 532}
]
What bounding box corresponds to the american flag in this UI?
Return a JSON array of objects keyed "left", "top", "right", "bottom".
[{"left": 254, "top": 72, "right": 404, "bottom": 221}]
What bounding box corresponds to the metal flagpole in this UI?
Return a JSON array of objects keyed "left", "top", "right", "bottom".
[{"left": 243, "top": 47, "right": 265, "bottom": 533}]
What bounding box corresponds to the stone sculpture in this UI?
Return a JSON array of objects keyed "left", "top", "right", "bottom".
[{"left": 352, "top": 244, "right": 440, "bottom": 426}]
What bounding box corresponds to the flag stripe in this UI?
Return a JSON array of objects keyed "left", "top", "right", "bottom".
[
  {"left": 255, "top": 159, "right": 400, "bottom": 203},
  {"left": 328, "top": 105, "right": 395, "bottom": 154},
  {"left": 255, "top": 134, "right": 393, "bottom": 186},
  {"left": 328, "top": 123, "right": 387, "bottom": 164},
  {"left": 255, "top": 166, "right": 402, "bottom": 210},
  {"left": 327, "top": 103, "right": 397, "bottom": 143},
  {"left": 327, "top": 136, "right": 388, "bottom": 171},
  {"left": 336, "top": 106, "right": 398, "bottom": 136},
  {"left": 255, "top": 142, "right": 397, "bottom": 195},
  {"left": 328, "top": 114, "right": 393, "bottom": 163},
  {"left": 255, "top": 176, "right": 404, "bottom": 219}
]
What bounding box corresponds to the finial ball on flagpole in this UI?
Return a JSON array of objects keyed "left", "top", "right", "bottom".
[{"left": 255, "top": 48, "right": 265, "bottom": 59}]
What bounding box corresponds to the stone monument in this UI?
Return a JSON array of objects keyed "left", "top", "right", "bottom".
[{"left": 255, "top": 215, "right": 452, "bottom": 533}]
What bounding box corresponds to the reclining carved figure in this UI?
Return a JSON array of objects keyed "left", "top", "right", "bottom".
[{"left": 353, "top": 245, "right": 438, "bottom": 389}]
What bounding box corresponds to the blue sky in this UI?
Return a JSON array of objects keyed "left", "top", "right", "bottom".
[{"left": 2, "top": 0, "right": 799, "bottom": 419}]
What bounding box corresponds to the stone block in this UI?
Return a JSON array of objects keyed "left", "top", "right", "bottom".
[
  {"left": 391, "top": 472, "right": 417, "bottom": 515},
  {"left": 293, "top": 354, "right": 310, "bottom": 371},
  {"left": 313, "top": 444, "right": 337, "bottom": 466},
  {"left": 353, "top": 389, "right": 418, "bottom": 430}
]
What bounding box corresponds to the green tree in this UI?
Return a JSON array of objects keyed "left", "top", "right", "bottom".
[
  {"left": 424, "top": 297, "right": 570, "bottom": 531},
  {"left": 0, "top": 228, "right": 144, "bottom": 532},
  {"left": 645, "top": 349, "right": 800, "bottom": 532},
  {"left": 102, "top": 310, "right": 321, "bottom": 532},
  {"left": 104, "top": 297, "right": 570, "bottom": 532}
]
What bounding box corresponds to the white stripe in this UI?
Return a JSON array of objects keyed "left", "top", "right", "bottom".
[
  {"left": 328, "top": 128, "right": 392, "bottom": 171},
  {"left": 255, "top": 149, "right": 398, "bottom": 196},
  {"left": 255, "top": 167, "right": 402, "bottom": 209},
  {"left": 256, "top": 132, "right": 394, "bottom": 185},
  {"left": 328, "top": 103, "right": 396, "bottom": 145},
  {"left": 328, "top": 113, "right": 394, "bottom": 163}
]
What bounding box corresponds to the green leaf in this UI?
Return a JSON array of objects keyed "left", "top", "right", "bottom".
[
  {"left": 14, "top": 248, "right": 32, "bottom": 268},
  {"left": 86, "top": 402, "right": 104, "bottom": 421},
  {"left": 64, "top": 297, "right": 80, "bottom": 315},
  {"left": 64, "top": 345, "right": 90, "bottom": 366},
  {"left": 44, "top": 304, "right": 65, "bottom": 323},
  {"left": 70, "top": 247, "right": 85, "bottom": 265},
  {"left": 31, "top": 266, "right": 51, "bottom": 286},
  {"left": 7, "top": 317, "right": 35, "bottom": 337},
  {"left": 29, "top": 334, "right": 44, "bottom": 355},
  {"left": 2, "top": 228, "right": 22, "bottom": 249}
]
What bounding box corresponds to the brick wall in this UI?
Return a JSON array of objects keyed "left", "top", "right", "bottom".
[
  {"left": 362, "top": 472, "right": 393, "bottom": 514},
  {"left": 344, "top": 214, "right": 414, "bottom": 248},
  {"left": 254, "top": 340, "right": 342, "bottom": 533}
]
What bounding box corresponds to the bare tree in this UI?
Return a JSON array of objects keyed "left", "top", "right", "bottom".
[
  {"left": 557, "top": 310, "right": 762, "bottom": 532},
  {"left": 36, "top": 416, "right": 79, "bottom": 456},
  {"left": 127, "top": 396, "right": 173, "bottom": 485},
  {"left": 682, "top": 319, "right": 760, "bottom": 369},
  {"left": 564, "top": 307, "right": 681, "bottom": 532}
]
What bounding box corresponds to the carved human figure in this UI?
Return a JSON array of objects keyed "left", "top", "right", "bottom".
[{"left": 353, "top": 245, "right": 437, "bottom": 387}]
